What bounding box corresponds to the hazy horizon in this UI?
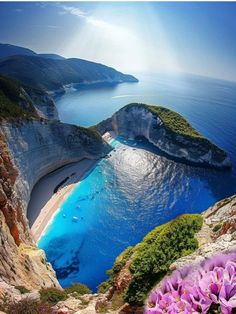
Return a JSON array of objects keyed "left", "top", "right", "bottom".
[{"left": 1, "top": 2, "right": 236, "bottom": 82}]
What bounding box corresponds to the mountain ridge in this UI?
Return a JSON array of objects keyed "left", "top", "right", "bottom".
[{"left": 0, "top": 43, "right": 138, "bottom": 92}]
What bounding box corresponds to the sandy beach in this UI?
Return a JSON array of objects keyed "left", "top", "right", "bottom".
[
  {"left": 30, "top": 159, "right": 97, "bottom": 243},
  {"left": 30, "top": 131, "right": 115, "bottom": 243}
]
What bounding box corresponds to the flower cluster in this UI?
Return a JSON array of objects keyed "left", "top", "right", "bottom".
[{"left": 145, "top": 252, "right": 236, "bottom": 314}]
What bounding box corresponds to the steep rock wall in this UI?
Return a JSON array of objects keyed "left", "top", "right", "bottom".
[
  {"left": 0, "top": 128, "right": 59, "bottom": 290},
  {"left": 96, "top": 105, "right": 231, "bottom": 169},
  {"left": 0, "top": 118, "right": 111, "bottom": 290}
]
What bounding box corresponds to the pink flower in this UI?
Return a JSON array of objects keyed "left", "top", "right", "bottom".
[{"left": 145, "top": 252, "right": 236, "bottom": 314}]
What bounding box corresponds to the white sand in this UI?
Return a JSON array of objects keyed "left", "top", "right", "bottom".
[
  {"left": 30, "top": 159, "right": 97, "bottom": 243},
  {"left": 30, "top": 131, "right": 114, "bottom": 243}
]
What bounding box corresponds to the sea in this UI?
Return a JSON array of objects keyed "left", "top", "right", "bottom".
[{"left": 38, "top": 72, "right": 236, "bottom": 291}]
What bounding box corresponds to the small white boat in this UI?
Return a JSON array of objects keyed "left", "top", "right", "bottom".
[
  {"left": 63, "top": 214, "right": 66, "bottom": 218},
  {"left": 72, "top": 216, "right": 79, "bottom": 222}
]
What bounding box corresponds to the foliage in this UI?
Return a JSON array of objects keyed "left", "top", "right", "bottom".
[
  {"left": 124, "top": 103, "right": 202, "bottom": 138},
  {"left": 39, "top": 287, "right": 67, "bottom": 305},
  {"left": 120, "top": 214, "right": 203, "bottom": 305},
  {"left": 15, "top": 286, "right": 30, "bottom": 294},
  {"left": 0, "top": 75, "right": 35, "bottom": 119},
  {"left": 64, "top": 283, "right": 92, "bottom": 295},
  {"left": 145, "top": 252, "right": 236, "bottom": 314},
  {"left": 111, "top": 246, "right": 134, "bottom": 276},
  {"left": 7, "top": 298, "right": 56, "bottom": 314},
  {"left": 97, "top": 279, "right": 113, "bottom": 294},
  {"left": 98, "top": 246, "right": 134, "bottom": 293},
  {"left": 212, "top": 223, "right": 222, "bottom": 233},
  {"left": 124, "top": 103, "right": 227, "bottom": 162}
]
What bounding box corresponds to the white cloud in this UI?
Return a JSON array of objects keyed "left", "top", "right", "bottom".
[
  {"left": 60, "top": 5, "right": 87, "bottom": 18},
  {"left": 58, "top": 4, "right": 114, "bottom": 30}
]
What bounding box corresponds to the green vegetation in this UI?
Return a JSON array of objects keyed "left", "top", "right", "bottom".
[
  {"left": 0, "top": 75, "right": 36, "bottom": 119},
  {"left": 102, "top": 214, "right": 203, "bottom": 306},
  {"left": 125, "top": 103, "right": 202, "bottom": 138},
  {"left": 39, "top": 287, "right": 67, "bottom": 305},
  {"left": 124, "top": 214, "right": 203, "bottom": 305},
  {"left": 212, "top": 223, "right": 222, "bottom": 233},
  {"left": 39, "top": 283, "right": 91, "bottom": 306},
  {"left": 124, "top": 103, "right": 227, "bottom": 162},
  {"left": 15, "top": 286, "right": 30, "bottom": 294},
  {"left": 98, "top": 246, "right": 134, "bottom": 293},
  {"left": 64, "top": 283, "right": 92, "bottom": 295}
]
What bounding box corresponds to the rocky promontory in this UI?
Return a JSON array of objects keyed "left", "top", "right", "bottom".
[{"left": 96, "top": 103, "right": 231, "bottom": 169}]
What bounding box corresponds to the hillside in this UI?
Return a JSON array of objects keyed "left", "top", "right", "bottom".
[
  {"left": 0, "top": 43, "right": 36, "bottom": 58},
  {"left": 0, "top": 54, "right": 138, "bottom": 91}
]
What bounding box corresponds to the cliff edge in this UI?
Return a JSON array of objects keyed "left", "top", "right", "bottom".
[
  {"left": 96, "top": 103, "right": 231, "bottom": 169},
  {"left": 0, "top": 76, "right": 111, "bottom": 292}
]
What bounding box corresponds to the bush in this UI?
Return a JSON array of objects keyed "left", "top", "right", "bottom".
[
  {"left": 212, "top": 223, "right": 222, "bottom": 233},
  {"left": 97, "top": 279, "right": 113, "bottom": 294},
  {"left": 124, "top": 214, "right": 203, "bottom": 305},
  {"left": 39, "top": 288, "right": 66, "bottom": 305},
  {"left": 15, "top": 286, "right": 30, "bottom": 294},
  {"left": 64, "top": 283, "right": 91, "bottom": 295},
  {"left": 7, "top": 298, "right": 55, "bottom": 314}
]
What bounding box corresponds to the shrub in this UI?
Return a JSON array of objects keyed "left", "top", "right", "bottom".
[
  {"left": 15, "top": 286, "right": 30, "bottom": 294},
  {"left": 145, "top": 252, "right": 236, "bottom": 314},
  {"left": 39, "top": 287, "right": 67, "bottom": 305},
  {"left": 212, "top": 223, "right": 222, "bottom": 233},
  {"left": 97, "top": 279, "right": 113, "bottom": 294},
  {"left": 7, "top": 298, "right": 55, "bottom": 314},
  {"left": 64, "top": 283, "right": 92, "bottom": 295},
  {"left": 124, "top": 214, "right": 203, "bottom": 305}
]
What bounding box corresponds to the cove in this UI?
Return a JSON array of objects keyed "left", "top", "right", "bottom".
[
  {"left": 38, "top": 136, "right": 236, "bottom": 291},
  {"left": 38, "top": 73, "right": 236, "bottom": 291}
]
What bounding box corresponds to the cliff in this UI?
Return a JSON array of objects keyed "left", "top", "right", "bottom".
[
  {"left": 94, "top": 195, "right": 236, "bottom": 314},
  {"left": 96, "top": 103, "right": 231, "bottom": 169},
  {"left": 0, "top": 77, "right": 111, "bottom": 293}
]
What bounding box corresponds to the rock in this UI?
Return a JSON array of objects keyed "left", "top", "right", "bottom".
[
  {"left": 170, "top": 195, "right": 236, "bottom": 270},
  {"left": 0, "top": 108, "right": 111, "bottom": 290},
  {"left": 54, "top": 296, "right": 82, "bottom": 314},
  {"left": 96, "top": 104, "right": 231, "bottom": 169}
]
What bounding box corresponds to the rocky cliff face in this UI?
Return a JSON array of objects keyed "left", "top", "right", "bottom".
[
  {"left": 25, "top": 88, "right": 59, "bottom": 120},
  {"left": 96, "top": 104, "right": 231, "bottom": 169},
  {"left": 170, "top": 194, "right": 236, "bottom": 270},
  {"left": 0, "top": 127, "right": 59, "bottom": 291},
  {"left": 1, "top": 120, "right": 110, "bottom": 216},
  {"left": 0, "top": 78, "right": 111, "bottom": 294}
]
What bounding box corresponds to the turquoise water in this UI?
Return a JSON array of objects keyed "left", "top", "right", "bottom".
[{"left": 39, "top": 73, "right": 236, "bottom": 291}]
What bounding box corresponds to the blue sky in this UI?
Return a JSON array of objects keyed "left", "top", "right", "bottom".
[{"left": 0, "top": 2, "right": 236, "bottom": 82}]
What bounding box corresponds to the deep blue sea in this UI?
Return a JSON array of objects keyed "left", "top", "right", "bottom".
[{"left": 39, "top": 73, "right": 236, "bottom": 291}]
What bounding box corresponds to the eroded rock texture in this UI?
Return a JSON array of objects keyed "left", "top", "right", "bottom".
[{"left": 96, "top": 104, "right": 231, "bottom": 169}]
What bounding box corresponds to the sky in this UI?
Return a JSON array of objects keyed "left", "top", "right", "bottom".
[{"left": 0, "top": 2, "right": 236, "bottom": 82}]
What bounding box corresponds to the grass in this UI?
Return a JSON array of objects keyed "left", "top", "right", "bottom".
[{"left": 102, "top": 214, "right": 203, "bottom": 306}]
